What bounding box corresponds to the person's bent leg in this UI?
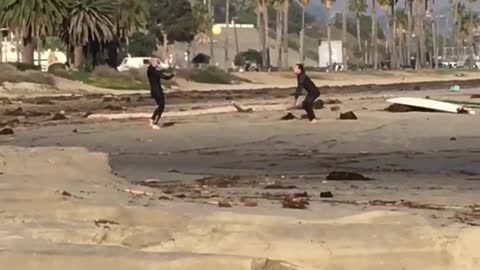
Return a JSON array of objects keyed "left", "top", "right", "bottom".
[
  {"left": 154, "top": 93, "right": 165, "bottom": 124},
  {"left": 302, "top": 95, "right": 316, "bottom": 121}
]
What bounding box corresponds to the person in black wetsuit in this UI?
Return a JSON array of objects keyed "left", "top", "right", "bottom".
[
  {"left": 292, "top": 64, "right": 320, "bottom": 123},
  {"left": 147, "top": 58, "right": 174, "bottom": 129}
]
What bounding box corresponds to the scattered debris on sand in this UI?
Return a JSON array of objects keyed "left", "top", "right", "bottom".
[
  {"left": 243, "top": 199, "right": 258, "bottom": 207},
  {"left": 218, "top": 200, "right": 233, "bottom": 208},
  {"left": 386, "top": 103, "right": 415, "bottom": 112},
  {"left": 282, "top": 194, "right": 309, "bottom": 209},
  {"left": 320, "top": 191, "right": 334, "bottom": 198},
  {"left": 162, "top": 122, "right": 176, "bottom": 128},
  {"left": 104, "top": 105, "right": 125, "bottom": 111},
  {"left": 326, "top": 171, "right": 372, "bottom": 181},
  {"left": 0, "top": 127, "right": 14, "bottom": 135},
  {"left": 264, "top": 183, "right": 297, "bottom": 189},
  {"left": 0, "top": 118, "right": 20, "bottom": 127},
  {"left": 51, "top": 111, "right": 68, "bottom": 120},
  {"left": 232, "top": 102, "right": 254, "bottom": 113},
  {"left": 94, "top": 219, "right": 120, "bottom": 228},
  {"left": 264, "top": 183, "right": 297, "bottom": 190},
  {"left": 313, "top": 100, "right": 324, "bottom": 109},
  {"left": 339, "top": 111, "right": 358, "bottom": 120},
  {"left": 323, "top": 99, "right": 342, "bottom": 105},
  {"left": 281, "top": 113, "right": 297, "bottom": 120},
  {"left": 196, "top": 176, "right": 239, "bottom": 188},
  {"left": 330, "top": 105, "right": 341, "bottom": 111}
]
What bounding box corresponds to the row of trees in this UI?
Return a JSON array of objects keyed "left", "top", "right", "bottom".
[
  {"left": 1, "top": 0, "right": 479, "bottom": 71},
  {"left": 253, "top": 0, "right": 479, "bottom": 70},
  {"left": 0, "top": 0, "right": 212, "bottom": 70}
]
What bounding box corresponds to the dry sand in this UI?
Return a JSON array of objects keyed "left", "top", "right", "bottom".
[
  {"left": 1, "top": 86, "right": 480, "bottom": 269},
  {"left": 0, "top": 146, "right": 479, "bottom": 270}
]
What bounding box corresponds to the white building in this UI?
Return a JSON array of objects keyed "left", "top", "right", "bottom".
[{"left": 0, "top": 28, "right": 66, "bottom": 71}]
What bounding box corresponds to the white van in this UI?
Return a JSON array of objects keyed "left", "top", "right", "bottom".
[{"left": 117, "top": 56, "right": 169, "bottom": 72}]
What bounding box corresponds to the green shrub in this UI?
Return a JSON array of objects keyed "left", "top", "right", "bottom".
[
  {"left": 188, "top": 66, "right": 232, "bottom": 84},
  {"left": 0, "top": 64, "right": 54, "bottom": 85},
  {"left": 92, "top": 65, "right": 134, "bottom": 81},
  {"left": 8, "top": 62, "right": 41, "bottom": 71},
  {"left": 47, "top": 63, "right": 66, "bottom": 73},
  {"left": 234, "top": 49, "right": 262, "bottom": 67}
]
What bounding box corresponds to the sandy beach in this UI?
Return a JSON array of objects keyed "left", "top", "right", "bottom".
[{"left": 1, "top": 79, "right": 480, "bottom": 269}]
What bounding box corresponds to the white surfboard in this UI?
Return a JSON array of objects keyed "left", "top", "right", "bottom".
[{"left": 387, "top": 97, "right": 476, "bottom": 115}]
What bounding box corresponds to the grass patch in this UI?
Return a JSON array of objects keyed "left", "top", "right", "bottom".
[
  {"left": 177, "top": 66, "right": 250, "bottom": 84},
  {"left": 51, "top": 65, "right": 149, "bottom": 90},
  {"left": 0, "top": 63, "right": 54, "bottom": 86}
]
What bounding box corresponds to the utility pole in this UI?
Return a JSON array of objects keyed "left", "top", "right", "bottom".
[{"left": 224, "top": 0, "right": 230, "bottom": 71}]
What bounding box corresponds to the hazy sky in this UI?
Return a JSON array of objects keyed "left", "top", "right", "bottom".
[{"left": 307, "top": 0, "right": 480, "bottom": 15}]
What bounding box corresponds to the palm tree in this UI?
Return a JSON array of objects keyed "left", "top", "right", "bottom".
[
  {"left": 391, "top": 0, "right": 398, "bottom": 69},
  {"left": 0, "top": 0, "right": 68, "bottom": 65},
  {"left": 281, "top": 0, "right": 290, "bottom": 68},
  {"left": 405, "top": 0, "right": 413, "bottom": 66},
  {"left": 467, "top": 0, "right": 477, "bottom": 68},
  {"left": 413, "top": 0, "right": 426, "bottom": 68},
  {"left": 116, "top": 0, "right": 149, "bottom": 48},
  {"left": 273, "top": 0, "right": 284, "bottom": 68},
  {"left": 349, "top": 0, "right": 367, "bottom": 52},
  {"left": 394, "top": 9, "right": 407, "bottom": 65},
  {"left": 378, "top": 0, "right": 392, "bottom": 64},
  {"left": 322, "top": 0, "right": 335, "bottom": 70},
  {"left": 251, "top": 0, "right": 269, "bottom": 69},
  {"left": 67, "top": 0, "right": 116, "bottom": 70},
  {"left": 341, "top": 0, "right": 347, "bottom": 70},
  {"left": 297, "top": 0, "right": 310, "bottom": 63},
  {"left": 371, "top": 0, "right": 378, "bottom": 69}
]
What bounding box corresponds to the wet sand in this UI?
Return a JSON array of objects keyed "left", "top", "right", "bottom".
[{"left": 1, "top": 87, "right": 480, "bottom": 269}]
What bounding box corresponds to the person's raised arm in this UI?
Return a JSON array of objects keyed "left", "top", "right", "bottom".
[{"left": 159, "top": 69, "right": 175, "bottom": 80}]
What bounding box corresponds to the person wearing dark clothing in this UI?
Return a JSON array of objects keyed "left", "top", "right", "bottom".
[
  {"left": 292, "top": 64, "right": 320, "bottom": 123},
  {"left": 147, "top": 58, "right": 174, "bottom": 129}
]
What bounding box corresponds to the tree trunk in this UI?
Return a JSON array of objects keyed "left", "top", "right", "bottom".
[
  {"left": 418, "top": 0, "right": 426, "bottom": 68},
  {"left": 22, "top": 37, "right": 34, "bottom": 64},
  {"left": 453, "top": 0, "right": 459, "bottom": 62},
  {"left": 37, "top": 36, "right": 42, "bottom": 70},
  {"left": 263, "top": 1, "right": 270, "bottom": 69},
  {"left": 392, "top": 2, "right": 397, "bottom": 69},
  {"left": 406, "top": 0, "right": 412, "bottom": 66},
  {"left": 372, "top": 0, "right": 378, "bottom": 70},
  {"left": 326, "top": 6, "right": 332, "bottom": 70},
  {"left": 257, "top": 7, "right": 267, "bottom": 69},
  {"left": 399, "top": 32, "right": 404, "bottom": 66},
  {"left": 276, "top": 8, "right": 282, "bottom": 68},
  {"left": 342, "top": 0, "right": 348, "bottom": 70},
  {"left": 300, "top": 6, "right": 305, "bottom": 63},
  {"left": 74, "top": 45, "right": 83, "bottom": 70},
  {"left": 224, "top": 0, "right": 230, "bottom": 71},
  {"left": 15, "top": 29, "right": 21, "bottom": 62},
  {"left": 469, "top": 0, "right": 474, "bottom": 68},
  {"left": 356, "top": 15, "right": 362, "bottom": 51},
  {"left": 282, "top": 0, "right": 289, "bottom": 68},
  {"left": 432, "top": 0, "right": 438, "bottom": 69},
  {"left": 0, "top": 31, "right": 3, "bottom": 63},
  {"left": 233, "top": 18, "right": 240, "bottom": 56},
  {"left": 208, "top": 0, "right": 214, "bottom": 65}
]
